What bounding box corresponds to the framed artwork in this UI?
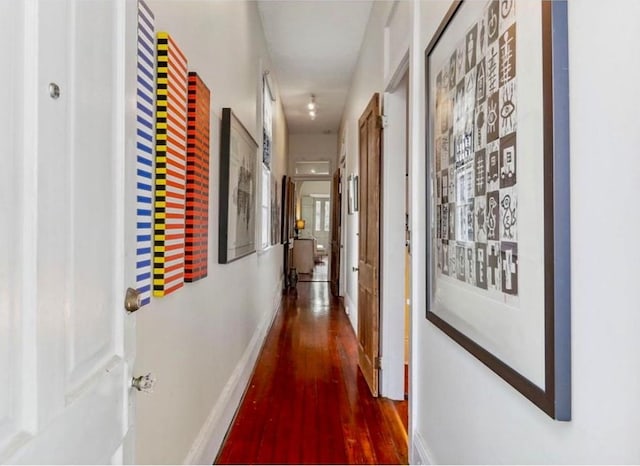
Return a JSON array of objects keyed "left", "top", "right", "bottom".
[
  {"left": 219, "top": 108, "right": 257, "bottom": 264},
  {"left": 424, "top": 0, "right": 570, "bottom": 419},
  {"left": 347, "top": 174, "right": 359, "bottom": 215},
  {"left": 134, "top": 0, "right": 155, "bottom": 306},
  {"left": 153, "top": 31, "right": 188, "bottom": 296},
  {"left": 270, "top": 174, "right": 280, "bottom": 245},
  {"left": 185, "top": 71, "right": 211, "bottom": 282},
  {"left": 262, "top": 74, "right": 274, "bottom": 169}
]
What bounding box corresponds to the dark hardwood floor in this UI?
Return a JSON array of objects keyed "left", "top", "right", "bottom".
[{"left": 215, "top": 281, "right": 408, "bottom": 465}]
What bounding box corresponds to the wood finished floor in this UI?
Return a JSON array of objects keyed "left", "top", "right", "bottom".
[{"left": 215, "top": 281, "right": 408, "bottom": 465}]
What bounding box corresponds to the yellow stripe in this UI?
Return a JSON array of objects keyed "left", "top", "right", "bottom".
[{"left": 153, "top": 290, "right": 165, "bottom": 297}]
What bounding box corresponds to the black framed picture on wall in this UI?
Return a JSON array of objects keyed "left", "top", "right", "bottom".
[
  {"left": 424, "top": 0, "right": 571, "bottom": 420},
  {"left": 219, "top": 108, "right": 258, "bottom": 264}
]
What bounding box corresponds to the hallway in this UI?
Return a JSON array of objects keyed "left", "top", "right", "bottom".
[{"left": 215, "top": 282, "right": 408, "bottom": 465}]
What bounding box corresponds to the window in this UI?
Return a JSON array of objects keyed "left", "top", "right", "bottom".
[{"left": 313, "top": 197, "right": 331, "bottom": 232}]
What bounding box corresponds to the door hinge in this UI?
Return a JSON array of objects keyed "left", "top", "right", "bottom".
[
  {"left": 377, "top": 115, "right": 388, "bottom": 129},
  {"left": 374, "top": 356, "right": 382, "bottom": 370}
]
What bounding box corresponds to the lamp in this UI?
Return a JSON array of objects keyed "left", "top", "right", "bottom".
[{"left": 295, "top": 219, "right": 306, "bottom": 238}]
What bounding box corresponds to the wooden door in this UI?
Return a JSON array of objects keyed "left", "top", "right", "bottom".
[
  {"left": 283, "top": 177, "right": 296, "bottom": 286},
  {"left": 0, "top": 1, "right": 133, "bottom": 462},
  {"left": 358, "top": 94, "right": 382, "bottom": 396},
  {"left": 330, "top": 170, "right": 342, "bottom": 296}
]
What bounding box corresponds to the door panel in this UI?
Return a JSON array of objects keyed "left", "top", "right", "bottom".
[
  {"left": 357, "top": 94, "right": 382, "bottom": 397},
  {"left": 65, "top": 0, "right": 120, "bottom": 394},
  {"left": 1, "top": 0, "right": 131, "bottom": 462}
]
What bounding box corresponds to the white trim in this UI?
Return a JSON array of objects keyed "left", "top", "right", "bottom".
[
  {"left": 411, "top": 430, "right": 434, "bottom": 465},
  {"left": 344, "top": 291, "right": 357, "bottom": 334},
  {"left": 183, "top": 282, "right": 282, "bottom": 465}
]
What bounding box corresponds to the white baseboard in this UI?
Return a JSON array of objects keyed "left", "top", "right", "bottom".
[
  {"left": 411, "top": 430, "right": 434, "bottom": 465},
  {"left": 183, "top": 284, "right": 282, "bottom": 465},
  {"left": 344, "top": 292, "right": 357, "bottom": 332}
]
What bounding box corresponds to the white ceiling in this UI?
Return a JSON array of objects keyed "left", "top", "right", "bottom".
[{"left": 257, "top": 0, "right": 374, "bottom": 134}]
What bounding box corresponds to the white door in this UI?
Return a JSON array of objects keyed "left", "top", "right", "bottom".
[{"left": 0, "top": 0, "right": 135, "bottom": 463}]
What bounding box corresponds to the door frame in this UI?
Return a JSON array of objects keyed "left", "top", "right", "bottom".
[{"left": 380, "top": 52, "right": 410, "bottom": 401}]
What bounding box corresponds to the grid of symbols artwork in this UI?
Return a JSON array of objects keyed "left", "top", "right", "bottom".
[{"left": 433, "top": 0, "right": 518, "bottom": 297}]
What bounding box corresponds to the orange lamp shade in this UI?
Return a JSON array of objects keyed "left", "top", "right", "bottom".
[{"left": 295, "top": 219, "right": 306, "bottom": 230}]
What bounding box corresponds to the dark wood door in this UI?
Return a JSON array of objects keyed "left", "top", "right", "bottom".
[
  {"left": 358, "top": 94, "right": 382, "bottom": 396},
  {"left": 330, "top": 169, "right": 342, "bottom": 296},
  {"left": 283, "top": 176, "right": 296, "bottom": 287}
]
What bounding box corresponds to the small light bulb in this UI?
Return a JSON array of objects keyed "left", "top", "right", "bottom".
[
  {"left": 307, "top": 102, "right": 316, "bottom": 110},
  {"left": 309, "top": 110, "right": 316, "bottom": 120}
]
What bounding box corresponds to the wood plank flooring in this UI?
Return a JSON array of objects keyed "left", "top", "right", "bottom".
[{"left": 215, "top": 282, "right": 408, "bottom": 465}]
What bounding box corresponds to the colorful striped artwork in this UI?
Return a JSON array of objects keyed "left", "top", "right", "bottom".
[
  {"left": 135, "top": 0, "right": 155, "bottom": 306},
  {"left": 185, "top": 72, "right": 211, "bottom": 282},
  {"left": 153, "top": 32, "right": 188, "bottom": 297}
]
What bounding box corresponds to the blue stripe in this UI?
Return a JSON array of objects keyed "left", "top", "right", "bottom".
[
  {"left": 138, "top": 37, "right": 154, "bottom": 60},
  {"left": 137, "top": 222, "right": 152, "bottom": 229},
  {"left": 139, "top": 14, "right": 154, "bottom": 38},
  {"left": 137, "top": 194, "right": 152, "bottom": 203},
  {"left": 137, "top": 128, "right": 153, "bottom": 142},
  {"left": 137, "top": 207, "right": 152, "bottom": 215},
  {"left": 139, "top": 48, "right": 155, "bottom": 69},
  {"left": 137, "top": 75, "right": 153, "bottom": 94},
  {"left": 137, "top": 234, "right": 152, "bottom": 242},
  {"left": 138, "top": 0, "right": 155, "bottom": 21},
  {"left": 138, "top": 283, "right": 151, "bottom": 294},
  {"left": 137, "top": 259, "right": 151, "bottom": 269},
  {"left": 137, "top": 88, "right": 153, "bottom": 106},
  {"left": 137, "top": 156, "right": 153, "bottom": 168},
  {"left": 137, "top": 247, "right": 152, "bottom": 256},
  {"left": 137, "top": 141, "right": 153, "bottom": 155},
  {"left": 137, "top": 272, "right": 151, "bottom": 282},
  {"left": 139, "top": 13, "right": 154, "bottom": 34},
  {"left": 141, "top": 296, "right": 151, "bottom": 306},
  {"left": 137, "top": 100, "right": 153, "bottom": 117},
  {"left": 138, "top": 22, "right": 154, "bottom": 44},
  {"left": 136, "top": 170, "right": 152, "bottom": 181},
  {"left": 137, "top": 115, "right": 153, "bottom": 130},
  {"left": 137, "top": 182, "right": 152, "bottom": 192},
  {"left": 137, "top": 62, "right": 154, "bottom": 82}
]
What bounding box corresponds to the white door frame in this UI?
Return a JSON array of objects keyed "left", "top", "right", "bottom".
[{"left": 379, "top": 51, "right": 410, "bottom": 400}]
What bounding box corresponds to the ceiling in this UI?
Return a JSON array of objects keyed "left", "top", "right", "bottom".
[{"left": 257, "top": 0, "right": 374, "bottom": 134}]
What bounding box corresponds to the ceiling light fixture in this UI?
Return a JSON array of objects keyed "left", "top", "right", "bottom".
[
  {"left": 309, "top": 109, "right": 316, "bottom": 120},
  {"left": 307, "top": 94, "right": 316, "bottom": 111}
]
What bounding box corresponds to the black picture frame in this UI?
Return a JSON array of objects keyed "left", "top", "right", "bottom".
[
  {"left": 219, "top": 108, "right": 258, "bottom": 264},
  {"left": 424, "top": 0, "right": 571, "bottom": 420}
]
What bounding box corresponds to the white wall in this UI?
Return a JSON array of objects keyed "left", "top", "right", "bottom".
[
  {"left": 134, "top": 1, "right": 288, "bottom": 464},
  {"left": 410, "top": 0, "right": 640, "bottom": 463}
]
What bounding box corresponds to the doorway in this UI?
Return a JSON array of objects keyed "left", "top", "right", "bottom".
[
  {"left": 380, "top": 66, "right": 410, "bottom": 402},
  {"left": 295, "top": 180, "right": 332, "bottom": 283}
]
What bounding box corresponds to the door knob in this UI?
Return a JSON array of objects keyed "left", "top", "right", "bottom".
[
  {"left": 352, "top": 266, "right": 359, "bottom": 272},
  {"left": 132, "top": 373, "right": 155, "bottom": 393},
  {"left": 124, "top": 287, "right": 142, "bottom": 313}
]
